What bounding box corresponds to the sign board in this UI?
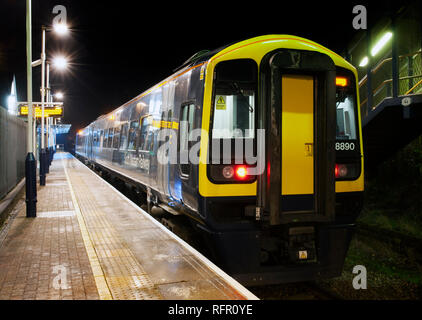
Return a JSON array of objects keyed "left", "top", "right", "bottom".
[{"left": 19, "top": 105, "right": 63, "bottom": 118}]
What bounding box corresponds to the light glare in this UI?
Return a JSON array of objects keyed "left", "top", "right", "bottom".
[
  {"left": 55, "top": 92, "right": 64, "bottom": 100},
  {"left": 359, "top": 56, "right": 369, "bottom": 67},
  {"left": 371, "top": 32, "right": 392, "bottom": 57},
  {"left": 53, "top": 23, "right": 69, "bottom": 36},
  {"left": 53, "top": 56, "right": 68, "bottom": 70}
]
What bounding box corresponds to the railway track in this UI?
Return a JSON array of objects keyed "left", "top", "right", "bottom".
[
  {"left": 356, "top": 222, "right": 422, "bottom": 258},
  {"left": 247, "top": 281, "right": 343, "bottom": 300}
]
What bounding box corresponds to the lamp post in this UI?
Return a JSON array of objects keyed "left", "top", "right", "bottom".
[
  {"left": 38, "top": 25, "right": 68, "bottom": 186},
  {"left": 39, "top": 26, "right": 47, "bottom": 185},
  {"left": 25, "top": 0, "right": 36, "bottom": 217}
]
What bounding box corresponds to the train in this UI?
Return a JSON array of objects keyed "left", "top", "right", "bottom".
[{"left": 76, "top": 35, "right": 364, "bottom": 285}]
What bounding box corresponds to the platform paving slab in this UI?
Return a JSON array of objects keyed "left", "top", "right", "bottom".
[{"left": 0, "top": 152, "right": 257, "bottom": 300}]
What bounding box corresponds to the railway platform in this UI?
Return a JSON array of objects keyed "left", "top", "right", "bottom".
[{"left": 0, "top": 152, "right": 258, "bottom": 300}]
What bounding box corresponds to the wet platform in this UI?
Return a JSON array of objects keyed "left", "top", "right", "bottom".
[{"left": 0, "top": 152, "right": 258, "bottom": 300}]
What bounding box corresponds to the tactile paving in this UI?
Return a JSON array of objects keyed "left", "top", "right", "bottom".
[
  {"left": 63, "top": 161, "right": 162, "bottom": 300},
  {"left": 61, "top": 154, "right": 257, "bottom": 300}
]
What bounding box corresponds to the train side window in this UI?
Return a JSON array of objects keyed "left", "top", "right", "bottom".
[
  {"left": 103, "top": 129, "right": 108, "bottom": 148},
  {"left": 128, "top": 120, "right": 139, "bottom": 150},
  {"left": 113, "top": 126, "right": 121, "bottom": 149},
  {"left": 179, "top": 103, "right": 195, "bottom": 176},
  {"left": 107, "top": 128, "right": 114, "bottom": 148},
  {"left": 94, "top": 131, "right": 99, "bottom": 146},
  {"left": 139, "top": 115, "right": 152, "bottom": 151},
  {"left": 120, "top": 123, "right": 129, "bottom": 150},
  {"left": 99, "top": 130, "right": 104, "bottom": 148}
]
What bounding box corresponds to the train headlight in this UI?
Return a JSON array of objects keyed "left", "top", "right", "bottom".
[{"left": 222, "top": 166, "right": 234, "bottom": 179}]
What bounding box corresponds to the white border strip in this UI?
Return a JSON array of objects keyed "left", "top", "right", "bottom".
[
  {"left": 62, "top": 156, "right": 113, "bottom": 300},
  {"left": 72, "top": 154, "right": 259, "bottom": 300}
]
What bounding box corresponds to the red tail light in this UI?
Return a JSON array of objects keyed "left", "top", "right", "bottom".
[
  {"left": 235, "top": 166, "right": 248, "bottom": 180},
  {"left": 335, "top": 164, "right": 348, "bottom": 178}
]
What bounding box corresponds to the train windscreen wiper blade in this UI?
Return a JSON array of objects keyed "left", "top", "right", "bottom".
[{"left": 231, "top": 82, "right": 254, "bottom": 113}]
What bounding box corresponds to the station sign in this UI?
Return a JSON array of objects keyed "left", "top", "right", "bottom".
[{"left": 19, "top": 105, "right": 63, "bottom": 118}]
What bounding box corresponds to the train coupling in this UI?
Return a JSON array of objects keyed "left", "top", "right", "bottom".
[{"left": 287, "top": 226, "right": 316, "bottom": 263}]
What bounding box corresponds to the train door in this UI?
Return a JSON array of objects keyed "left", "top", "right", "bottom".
[
  {"left": 177, "top": 102, "right": 197, "bottom": 209},
  {"left": 158, "top": 110, "right": 170, "bottom": 197},
  {"left": 87, "top": 126, "right": 94, "bottom": 160},
  {"left": 281, "top": 75, "right": 314, "bottom": 199},
  {"left": 257, "top": 49, "right": 337, "bottom": 225}
]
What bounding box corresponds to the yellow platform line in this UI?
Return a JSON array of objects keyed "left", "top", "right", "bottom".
[{"left": 62, "top": 157, "right": 113, "bottom": 300}]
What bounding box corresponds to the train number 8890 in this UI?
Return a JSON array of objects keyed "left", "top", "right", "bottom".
[{"left": 335, "top": 142, "right": 356, "bottom": 151}]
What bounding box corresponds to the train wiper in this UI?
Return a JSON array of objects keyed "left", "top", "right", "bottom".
[{"left": 231, "top": 82, "right": 254, "bottom": 113}]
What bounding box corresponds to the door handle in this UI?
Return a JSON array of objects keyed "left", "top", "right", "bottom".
[{"left": 305, "top": 143, "right": 313, "bottom": 157}]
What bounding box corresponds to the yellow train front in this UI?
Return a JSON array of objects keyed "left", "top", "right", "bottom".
[
  {"left": 196, "top": 35, "right": 364, "bottom": 285},
  {"left": 76, "top": 35, "right": 364, "bottom": 285}
]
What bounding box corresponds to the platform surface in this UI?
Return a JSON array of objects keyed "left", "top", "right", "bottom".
[{"left": 0, "top": 152, "right": 258, "bottom": 300}]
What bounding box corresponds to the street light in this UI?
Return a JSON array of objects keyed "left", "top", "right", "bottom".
[
  {"left": 371, "top": 32, "right": 393, "bottom": 57},
  {"left": 54, "top": 92, "right": 64, "bottom": 100},
  {"left": 38, "top": 26, "right": 68, "bottom": 186},
  {"left": 25, "top": 0, "right": 37, "bottom": 218},
  {"left": 53, "top": 23, "right": 69, "bottom": 36},
  {"left": 52, "top": 56, "right": 68, "bottom": 71},
  {"left": 358, "top": 32, "right": 393, "bottom": 68},
  {"left": 359, "top": 56, "right": 369, "bottom": 67}
]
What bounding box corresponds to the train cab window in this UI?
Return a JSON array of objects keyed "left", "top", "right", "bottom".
[
  {"left": 336, "top": 86, "right": 357, "bottom": 140},
  {"left": 120, "top": 123, "right": 129, "bottom": 150},
  {"left": 211, "top": 59, "right": 257, "bottom": 140},
  {"left": 128, "top": 120, "right": 139, "bottom": 150}
]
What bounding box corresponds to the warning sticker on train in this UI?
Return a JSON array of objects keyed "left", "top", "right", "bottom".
[
  {"left": 299, "top": 251, "right": 308, "bottom": 260},
  {"left": 216, "top": 96, "right": 226, "bottom": 110}
]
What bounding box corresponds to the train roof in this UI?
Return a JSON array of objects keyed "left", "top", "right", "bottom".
[{"left": 93, "top": 35, "right": 355, "bottom": 126}]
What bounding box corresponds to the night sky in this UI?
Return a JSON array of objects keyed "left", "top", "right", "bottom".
[{"left": 0, "top": 0, "right": 402, "bottom": 139}]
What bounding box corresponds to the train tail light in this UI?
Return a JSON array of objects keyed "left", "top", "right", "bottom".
[
  {"left": 235, "top": 165, "right": 248, "bottom": 180},
  {"left": 209, "top": 164, "right": 255, "bottom": 183},
  {"left": 335, "top": 164, "right": 348, "bottom": 178},
  {"left": 335, "top": 163, "right": 361, "bottom": 180}
]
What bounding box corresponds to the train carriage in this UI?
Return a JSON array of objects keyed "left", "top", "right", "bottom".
[{"left": 76, "top": 35, "right": 364, "bottom": 285}]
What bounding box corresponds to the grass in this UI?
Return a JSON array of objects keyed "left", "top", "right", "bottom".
[
  {"left": 317, "top": 234, "right": 422, "bottom": 299},
  {"left": 358, "top": 207, "right": 422, "bottom": 239},
  {"left": 344, "top": 236, "right": 422, "bottom": 286}
]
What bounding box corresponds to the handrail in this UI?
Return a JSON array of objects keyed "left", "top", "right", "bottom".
[
  {"left": 405, "top": 78, "right": 422, "bottom": 95},
  {"left": 358, "top": 50, "right": 422, "bottom": 88},
  {"left": 360, "top": 74, "right": 422, "bottom": 111}
]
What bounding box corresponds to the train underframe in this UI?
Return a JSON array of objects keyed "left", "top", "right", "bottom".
[
  {"left": 77, "top": 154, "right": 363, "bottom": 286},
  {"left": 199, "top": 192, "right": 363, "bottom": 286}
]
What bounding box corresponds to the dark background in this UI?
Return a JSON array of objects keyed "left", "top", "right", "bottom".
[{"left": 0, "top": 0, "right": 403, "bottom": 137}]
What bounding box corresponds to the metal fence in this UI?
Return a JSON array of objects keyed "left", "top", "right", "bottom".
[
  {"left": 0, "top": 107, "right": 27, "bottom": 200},
  {"left": 359, "top": 51, "right": 422, "bottom": 117}
]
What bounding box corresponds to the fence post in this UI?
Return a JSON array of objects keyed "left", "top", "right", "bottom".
[{"left": 391, "top": 15, "right": 399, "bottom": 98}]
